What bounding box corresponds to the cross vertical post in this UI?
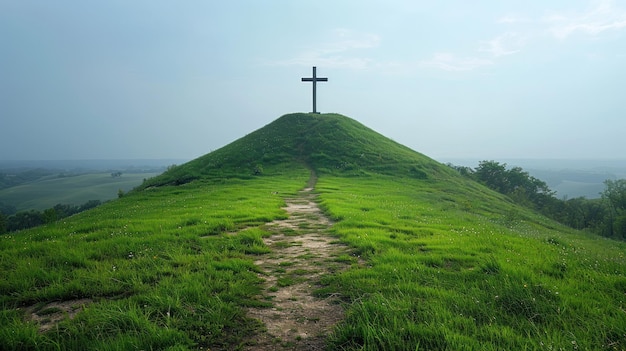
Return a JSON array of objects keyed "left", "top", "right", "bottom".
[{"left": 301, "top": 66, "right": 328, "bottom": 113}]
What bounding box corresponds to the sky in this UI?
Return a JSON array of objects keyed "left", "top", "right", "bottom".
[{"left": 1, "top": 1, "right": 625, "bottom": 162}]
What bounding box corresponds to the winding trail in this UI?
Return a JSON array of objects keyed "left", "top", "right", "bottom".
[{"left": 245, "top": 174, "right": 350, "bottom": 350}]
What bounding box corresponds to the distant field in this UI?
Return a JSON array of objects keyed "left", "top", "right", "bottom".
[
  {"left": 0, "top": 172, "right": 159, "bottom": 211},
  {"left": 552, "top": 180, "right": 605, "bottom": 199}
]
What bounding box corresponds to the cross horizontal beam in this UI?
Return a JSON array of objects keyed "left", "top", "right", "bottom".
[{"left": 301, "top": 77, "right": 328, "bottom": 82}]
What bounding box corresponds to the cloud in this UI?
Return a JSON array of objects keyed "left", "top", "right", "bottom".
[
  {"left": 418, "top": 53, "right": 493, "bottom": 72},
  {"left": 273, "top": 29, "right": 380, "bottom": 69},
  {"left": 479, "top": 32, "right": 526, "bottom": 57},
  {"left": 275, "top": 1, "right": 625, "bottom": 74},
  {"left": 545, "top": 0, "right": 626, "bottom": 39},
  {"left": 419, "top": 19, "right": 527, "bottom": 72}
]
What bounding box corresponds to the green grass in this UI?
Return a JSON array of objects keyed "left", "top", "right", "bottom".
[
  {"left": 0, "top": 167, "right": 310, "bottom": 350},
  {"left": 0, "top": 172, "right": 158, "bottom": 211},
  {"left": 1, "top": 113, "right": 625, "bottom": 350},
  {"left": 139, "top": 113, "right": 451, "bottom": 189},
  {"left": 315, "top": 175, "right": 626, "bottom": 350}
]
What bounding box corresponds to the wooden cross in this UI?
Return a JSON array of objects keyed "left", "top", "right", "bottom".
[{"left": 301, "top": 66, "right": 328, "bottom": 114}]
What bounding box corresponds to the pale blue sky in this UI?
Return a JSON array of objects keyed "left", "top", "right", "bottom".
[{"left": 1, "top": 1, "right": 625, "bottom": 161}]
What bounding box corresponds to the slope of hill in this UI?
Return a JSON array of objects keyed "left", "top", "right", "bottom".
[
  {"left": 1, "top": 113, "right": 624, "bottom": 350},
  {"left": 140, "top": 113, "right": 450, "bottom": 188}
]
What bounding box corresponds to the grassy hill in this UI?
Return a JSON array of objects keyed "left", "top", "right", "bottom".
[
  {"left": 139, "top": 113, "right": 448, "bottom": 188},
  {"left": 1, "top": 113, "right": 625, "bottom": 350}
]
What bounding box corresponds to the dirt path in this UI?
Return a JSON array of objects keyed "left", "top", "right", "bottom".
[{"left": 244, "top": 175, "right": 349, "bottom": 350}]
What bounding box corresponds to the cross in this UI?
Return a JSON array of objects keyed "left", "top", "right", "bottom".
[{"left": 301, "top": 66, "right": 328, "bottom": 114}]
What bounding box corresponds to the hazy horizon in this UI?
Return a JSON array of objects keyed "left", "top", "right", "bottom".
[
  {"left": 1, "top": 2, "right": 625, "bottom": 161},
  {"left": 2, "top": 156, "right": 624, "bottom": 173},
  {"left": 1, "top": 156, "right": 625, "bottom": 165}
]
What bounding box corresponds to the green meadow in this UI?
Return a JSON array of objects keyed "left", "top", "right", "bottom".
[
  {"left": 0, "top": 172, "right": 159, "bottom": 211},
  {"left": 1, "top": 113, "right": 625, "bottom": 350},
  {"left": 1, "top": 171, "right": 310, "bottom": 350},
  {"left": 317, "top": 175, "right": 626, "bottom": 350}
]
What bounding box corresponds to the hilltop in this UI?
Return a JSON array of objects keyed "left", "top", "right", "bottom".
[
  {"left": 1, "top": 113, "right": 625, "bottom": 350},
  {"left": 140, "top": 113, "right": 451, "bottom": 188}
]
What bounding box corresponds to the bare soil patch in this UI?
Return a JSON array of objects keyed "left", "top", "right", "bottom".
[
  {"left": 244, "top": 178, "right": 350, "bottom": 350},
  {"left": 22, "top": 298, "right": 92, "bottom": 333}
]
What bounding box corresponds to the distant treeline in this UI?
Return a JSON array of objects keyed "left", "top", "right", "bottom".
[
  {"left": 0, "top": 200, "right": 102, "bottom": 234},
  {"left": 449, "top": 161, "right": 626, "bottom": 240}
]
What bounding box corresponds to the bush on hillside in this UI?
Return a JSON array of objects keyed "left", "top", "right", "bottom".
[{"left": 449, "top": 161, "right": 626, "bottom": 240}]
